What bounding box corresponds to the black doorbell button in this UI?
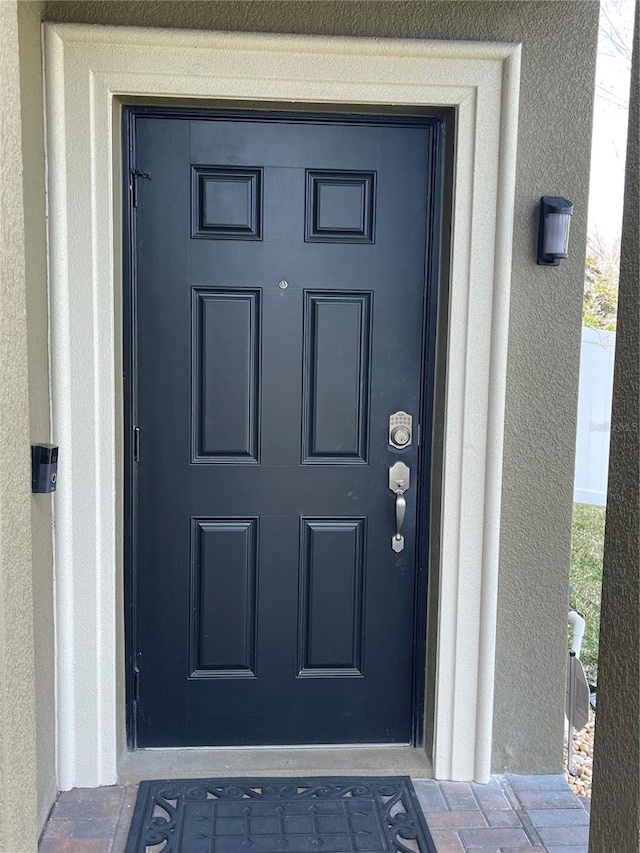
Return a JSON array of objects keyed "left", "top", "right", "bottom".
[{"left": 31, "top": 444, "right": 59, "bottom": 493}]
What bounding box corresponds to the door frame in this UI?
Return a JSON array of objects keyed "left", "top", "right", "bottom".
[
  {"left": 44, "top": 23, "right": 521, "bottom": 789},
  {"left": 122, "top": 105, "right": 450, "bottom": 751}
]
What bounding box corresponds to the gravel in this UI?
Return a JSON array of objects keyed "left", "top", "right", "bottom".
[{"left": 564, "top": 708, "right": 595, "bottom": 797}]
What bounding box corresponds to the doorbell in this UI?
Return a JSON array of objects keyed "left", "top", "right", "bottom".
[{"left": 31, "top": 444, "right": 59, "bottom": 493}]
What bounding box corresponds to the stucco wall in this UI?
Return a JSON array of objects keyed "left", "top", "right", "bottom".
[
  {"left": 589, "top": 6, "right": 639, "bottom": 852},
  {"left": 0, "top": 2, "right": 40, "bottom": 849},
  {"left": 17, "top": 0, "right": 57, "bottom": 833},
  {"left": 42, "top": 0, "right": 599, "bottom": 774}
]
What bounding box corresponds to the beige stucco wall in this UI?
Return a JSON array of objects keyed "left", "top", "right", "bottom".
[
  {"left": 0, "top": 1, "right": 41, "bottom": 848},
  {"left": 17, "top": 0, "right": 57, "bottom": 834},
  {"left": 589, "top": 6, "right": 639, "bottom": 852},
  {"left": 42, "top": 0, "right": 599, "bottom": 775}
]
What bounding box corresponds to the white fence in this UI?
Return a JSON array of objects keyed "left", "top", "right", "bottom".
[{"left": 574, "top": 326, "right": 616, "bottom": 506}]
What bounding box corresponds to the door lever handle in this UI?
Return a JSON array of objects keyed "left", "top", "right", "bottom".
[
  {"left": 393, "top": 491, "right": 407, "bottom": 552},
  {"left": 388, "top": 462, "right": 410, "bottom": 553}
]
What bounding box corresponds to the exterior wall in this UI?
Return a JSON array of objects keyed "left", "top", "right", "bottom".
[
  {"left": 17, "top": 0, "right": 57, "bottom": 833},
  {"left": 0, "top": 2, "right": 40, "bottom": 849},
  {"left": 42, "top": 1, "right": 599, "bottom": 773},
  {"left": 589, "top": 6, "right": 639, "bottom": 852}
]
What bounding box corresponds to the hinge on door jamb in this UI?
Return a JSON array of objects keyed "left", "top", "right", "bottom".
[
  {"left": 416, "top": 424, "right": 421, "bottom": 446},
  {"left": 133, "top": 426, "right": 140, "bottom": 462},
  {"left": 133, "top": 667, "right": 140, "bottom": 703},
  {"left": 130, "top": 169, "right": 151, "bottom": 208}
]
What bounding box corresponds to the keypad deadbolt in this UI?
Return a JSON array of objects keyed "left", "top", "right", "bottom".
[{"left": 389, "top": 411, "right": 413, "bottom": 449}]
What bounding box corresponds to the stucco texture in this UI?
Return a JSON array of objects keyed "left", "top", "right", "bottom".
[
  {"left": 589, "top": 7, "right": 639, "bottom": 852},
  {"left": 17, "top": 0, "right": 57, "bottom": 834},
  {"left": 0, "top": 2, "right": 40, "bottom": 849},
  {"left": 42, "top": 1, "right": 599, "bottom": 774}
]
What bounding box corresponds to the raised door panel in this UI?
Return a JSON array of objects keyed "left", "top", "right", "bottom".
[
  {"left": 190, "top": 518, "right": 258, "bottom": 678},
  {"left": 191, "top": 289, "right": 261, "bottom": 463},
  {"left": 298, "top": 518, "right": 366, "bottom": 677},
  {"left": 302, "top": 292, "right": 372, "bottom": 464}
]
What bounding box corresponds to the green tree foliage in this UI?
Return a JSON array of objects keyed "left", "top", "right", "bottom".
[{"left": 583, "top": 238, "right": 619, "bottom": 330}]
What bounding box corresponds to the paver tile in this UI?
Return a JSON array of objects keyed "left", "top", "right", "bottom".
[
  {"left": 485, "top": 809, "right": 522, "bottom": 828},
  {"left": 457, "top": 848, "right": 501, "bottom": 853},
  {"left": 512, "top": 790, "right": 584, "bottom": 810},
  {"left": 506, "top": 775, "right": 570, "bottom": 792},
  {"left": 471, "top": 783, "right": 512, "bottom": 811},
  {"left": 42, "top": 818, "right": 119, "bottom": 840},
  {"left": 545, "top": 847, "right": 589, "bottom": 853},
  {"left": 440, "top": 782, "right": 481, "bottom": 811},
  {"left": 57, "top": 786, "right": 124, "bottom": 804},
  {"left": 414, "top": 779, "right": 448, "bottom": 812},
  {"left": 39, "top": 840, "right": 111, "bottom": 853},
  {"left": 425, "top": 810, "right": 488, "bottom": 829},
  {"left": 498, "top": 779, "right": 522, "bottom": 810},
  {"left": 459, "top": 827, "right": 532, "bottom": 848},
  {"left": 537, "top": 825, "right": 590, "bottom": 845},
  {"left": 429, "top": 828, "right": 465, "bottom": 852},
  {"left": 124, "top": 786, "right": 139, "bottom": 806},
  {"left": 50, "top": 798, "right": 122, "bottom": 820},
  {"left": 546, "top": 844, "right": 589, "bottom": 853},
  {"left": 525, "top": 808, "right": 590, "bottom": 827},
  {"left": 111, "top": 808, "right": 135, "bottom": 853}
]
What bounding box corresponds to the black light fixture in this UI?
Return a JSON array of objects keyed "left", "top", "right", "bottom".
[{"left": 537, "top": 196, "right": 573, "bottom": 265}]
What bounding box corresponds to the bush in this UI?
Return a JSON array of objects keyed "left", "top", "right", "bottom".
[{"left": 569, "top": 503, "right": 605, "bottom": 681}]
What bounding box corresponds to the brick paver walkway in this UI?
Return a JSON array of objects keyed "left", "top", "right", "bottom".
[
  {"left": 414, "top": 775, "right": 590, "bottom": 852},
  {"left": 38, "top": 774, "right": 591, "bottom": 852}
]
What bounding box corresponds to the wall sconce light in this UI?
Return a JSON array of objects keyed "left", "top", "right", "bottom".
[{"left": 537, "top": 196, "right": 573, "bottom": 265}]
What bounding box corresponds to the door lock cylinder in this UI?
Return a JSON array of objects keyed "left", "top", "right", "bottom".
[{"left": 389, "top": 411, "right": 413, "bottom": 449}]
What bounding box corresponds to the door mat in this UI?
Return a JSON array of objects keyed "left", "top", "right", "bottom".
[{"left": 125, "top": 776, "right": 437, "bottom": 853}]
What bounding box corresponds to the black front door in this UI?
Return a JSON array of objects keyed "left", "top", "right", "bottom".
[{"left": 127, "top": 109, "right": 442, "bottom": 748}]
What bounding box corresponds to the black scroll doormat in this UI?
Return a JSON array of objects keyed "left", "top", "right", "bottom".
[{"left": 125, "top": 776, "right": 437, "bottom": 853}]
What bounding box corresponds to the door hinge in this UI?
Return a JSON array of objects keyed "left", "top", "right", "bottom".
[
  {"left": 416, "top": 424, "right": 421, "bottom": 446},
  {"left": 133, "top": 666, "right": 140, "bottom": 703},
  {"left": 133, "top": 426, "right": 140, "bottom": 462},
  {"left": 130, "top": 169, "right": 151, "bottom": 208}
]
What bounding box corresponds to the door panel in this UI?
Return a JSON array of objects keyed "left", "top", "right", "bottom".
[
  {"left": 130, "top": 111, "right": 440, "bottom": 747},
  {"left": 190, "top": 518, "right": 258, "bottom": 678},
  {"left": 299, "top": 518, "right": 366, "bottom": 676},
  {"left": 302, "top": 292, "right": 371, "bottom": 463},
  {"left": 192, "top": 288, "right": 261, "bottom": 462}
]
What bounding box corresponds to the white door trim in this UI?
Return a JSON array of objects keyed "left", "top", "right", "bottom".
[{"left": 44, "top": 22, "right": 520, "bottom": 789}]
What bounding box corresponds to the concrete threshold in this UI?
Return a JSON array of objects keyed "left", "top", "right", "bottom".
[{"left": 118, "top": 745, "right": 433, "bottom": 784}]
